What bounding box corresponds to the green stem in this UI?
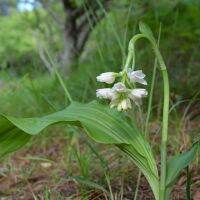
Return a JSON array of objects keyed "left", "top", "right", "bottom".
[
  {"left": 134, "top": 170, "right": 141, "bottom": 200},
  {"left": 124, "top": 51, "right": 132, "bottom": 71},
  {"left": 145, "top": 23, "right": 162, "bottom": 137},
  {"left": 130, "top": 34, "right": 144, "bottom": 70},
  {"left": 105, "top": 173, "right": 114, "bottom": 200},
  {"left": 124, "top": 34, "right": 144, "bottom": 71},
  {"left": 44, "top": 47, "right": 73, "bottom": 104},
  {"left": 54, "top": 67, "right": 73, "bottom": 103},
  {"left": 128, "top": 34, "right": 169, "bottom": 200},
  {"left": 152, "top": 44, "right": 169, "bottom": 200},
  {"left": 159, "top": 69, "right": 169, "bottom": 200},
  {"left": 146, "top": 40, "right": 169, "bottom": 200}
]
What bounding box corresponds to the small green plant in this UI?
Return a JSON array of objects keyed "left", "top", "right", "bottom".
[{"left": 0, "top": 22, "right": 199, "bottom": 200}]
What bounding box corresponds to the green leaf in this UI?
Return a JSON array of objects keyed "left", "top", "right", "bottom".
[
  {"left": 0, "top": 116, "right": 31, "bottom": 157},
  {"left": 71, "top": 176, "right": 108, "bottom": 193},
  {"left": 166, "top": 140, "right": 200, "bottom": 188},
  {"left": 139, "top": 21, "right": 155, "bottom": 42},
  {"left": 0, "top": 101, "right": 159, "bottom": 200}
]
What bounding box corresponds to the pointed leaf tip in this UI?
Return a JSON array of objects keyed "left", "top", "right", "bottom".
[
  {"left": 139, "top": 21, "right": 155, "bottom": 42},
  {"left": 166, "top": 140, "right": 199, "bottom": 189}
]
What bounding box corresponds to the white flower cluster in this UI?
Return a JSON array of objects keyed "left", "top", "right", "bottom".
[{"left": 96, "top": 69, "right": 148, "bottom": 111}]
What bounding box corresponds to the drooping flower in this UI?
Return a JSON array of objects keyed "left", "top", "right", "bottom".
[
  {"left": 129, "top": 88, "right": 148, "bottom": 106},
  {"left": 96, "top": 72, "right": 117, "bottom": 84},
  {"left": 131, "top": 88, "right": 148, "bottom": 98},
  {"left": 113, "top": 82, "right": 126, "bottom": 93},
  {"left": 96, "top": 88, "right": 116, "bottom": 100},
  {"left": 118, "top": 98, "right": 132, "bottom": 111},
  {"left": 110, "top": 98, "right": 132, "bottom": 111},
  {"left": 128, "top": 69, "right": 147, "bottom": 85},
  {"left": 96, "top": 68, "right": 148, "bottom": 111}
]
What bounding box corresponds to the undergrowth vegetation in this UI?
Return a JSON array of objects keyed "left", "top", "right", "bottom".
[{"left": 0, "top": 1, "right": 199, "bottom": 199}]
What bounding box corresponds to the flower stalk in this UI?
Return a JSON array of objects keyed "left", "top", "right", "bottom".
[
  {"left": 120, "top": 24, "right": 170, "bottom": 200},
  {"left": 159, "top": 68, "right": 169, "bottom": 200}
]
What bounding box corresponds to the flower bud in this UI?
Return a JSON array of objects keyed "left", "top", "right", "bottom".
[{"left": 117, "top": 99, "right": 132, "bottom": 111}]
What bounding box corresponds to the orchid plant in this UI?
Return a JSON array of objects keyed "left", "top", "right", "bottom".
[{"left": 0, "top": 22, "right": 199, "bottom": 200}]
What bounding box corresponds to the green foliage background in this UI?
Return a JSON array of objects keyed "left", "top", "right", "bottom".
[{"left": 0, "top": 0, "right": 199, "bottom": 113}]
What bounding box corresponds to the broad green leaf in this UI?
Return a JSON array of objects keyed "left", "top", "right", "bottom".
[
  {"left": 166, "top": 140, "right": 200, "bottom": 188},
  {"left": 0, "top": 101, "right": 159, "bottom": 200},
  {"left": 139, "top": 21, "right": 156, "bottom": 43},
  {"left": 0, "top": 116, "right": 31, "bottom": 157}
]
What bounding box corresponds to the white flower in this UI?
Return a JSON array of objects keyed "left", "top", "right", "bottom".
[
  {"left": 110, "top": 98, "right": 132, "bottom": 111},
  {"left": 96, "top": 69, "right": 148, "bottom": 111},
  {"left": 113, "top": 82, "right": 126, "bottom": 93},
  {"left": 117, "top": 99, "right": 132, "bottom": 111},
  {"left": 96, "top": 88, "right": 116, "bottom": 99},
  {"left": 96, "top": 72, "right": 116, "bottom": 84},
  {"left": 129, "top": 89, "right": 148, "bottom": 106},
  {"left": 131, "top": 88, "right": 148, "bottom": 98},
  {"left": 128, "top": 69, "right": 147, "bottom": 85}
]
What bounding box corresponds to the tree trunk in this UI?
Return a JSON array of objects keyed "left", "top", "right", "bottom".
[
  {"left": 39, "top": 0, "right": 110, "bottom": 73},
  {"left": 0, "top": 1, "right": 9, "bottom": 16},
  {"left": 60, "top": 0, "right": 110, "bottom": 73},
  {"left": 61, "top": 26, "right": 77, "bottom": 73}
]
